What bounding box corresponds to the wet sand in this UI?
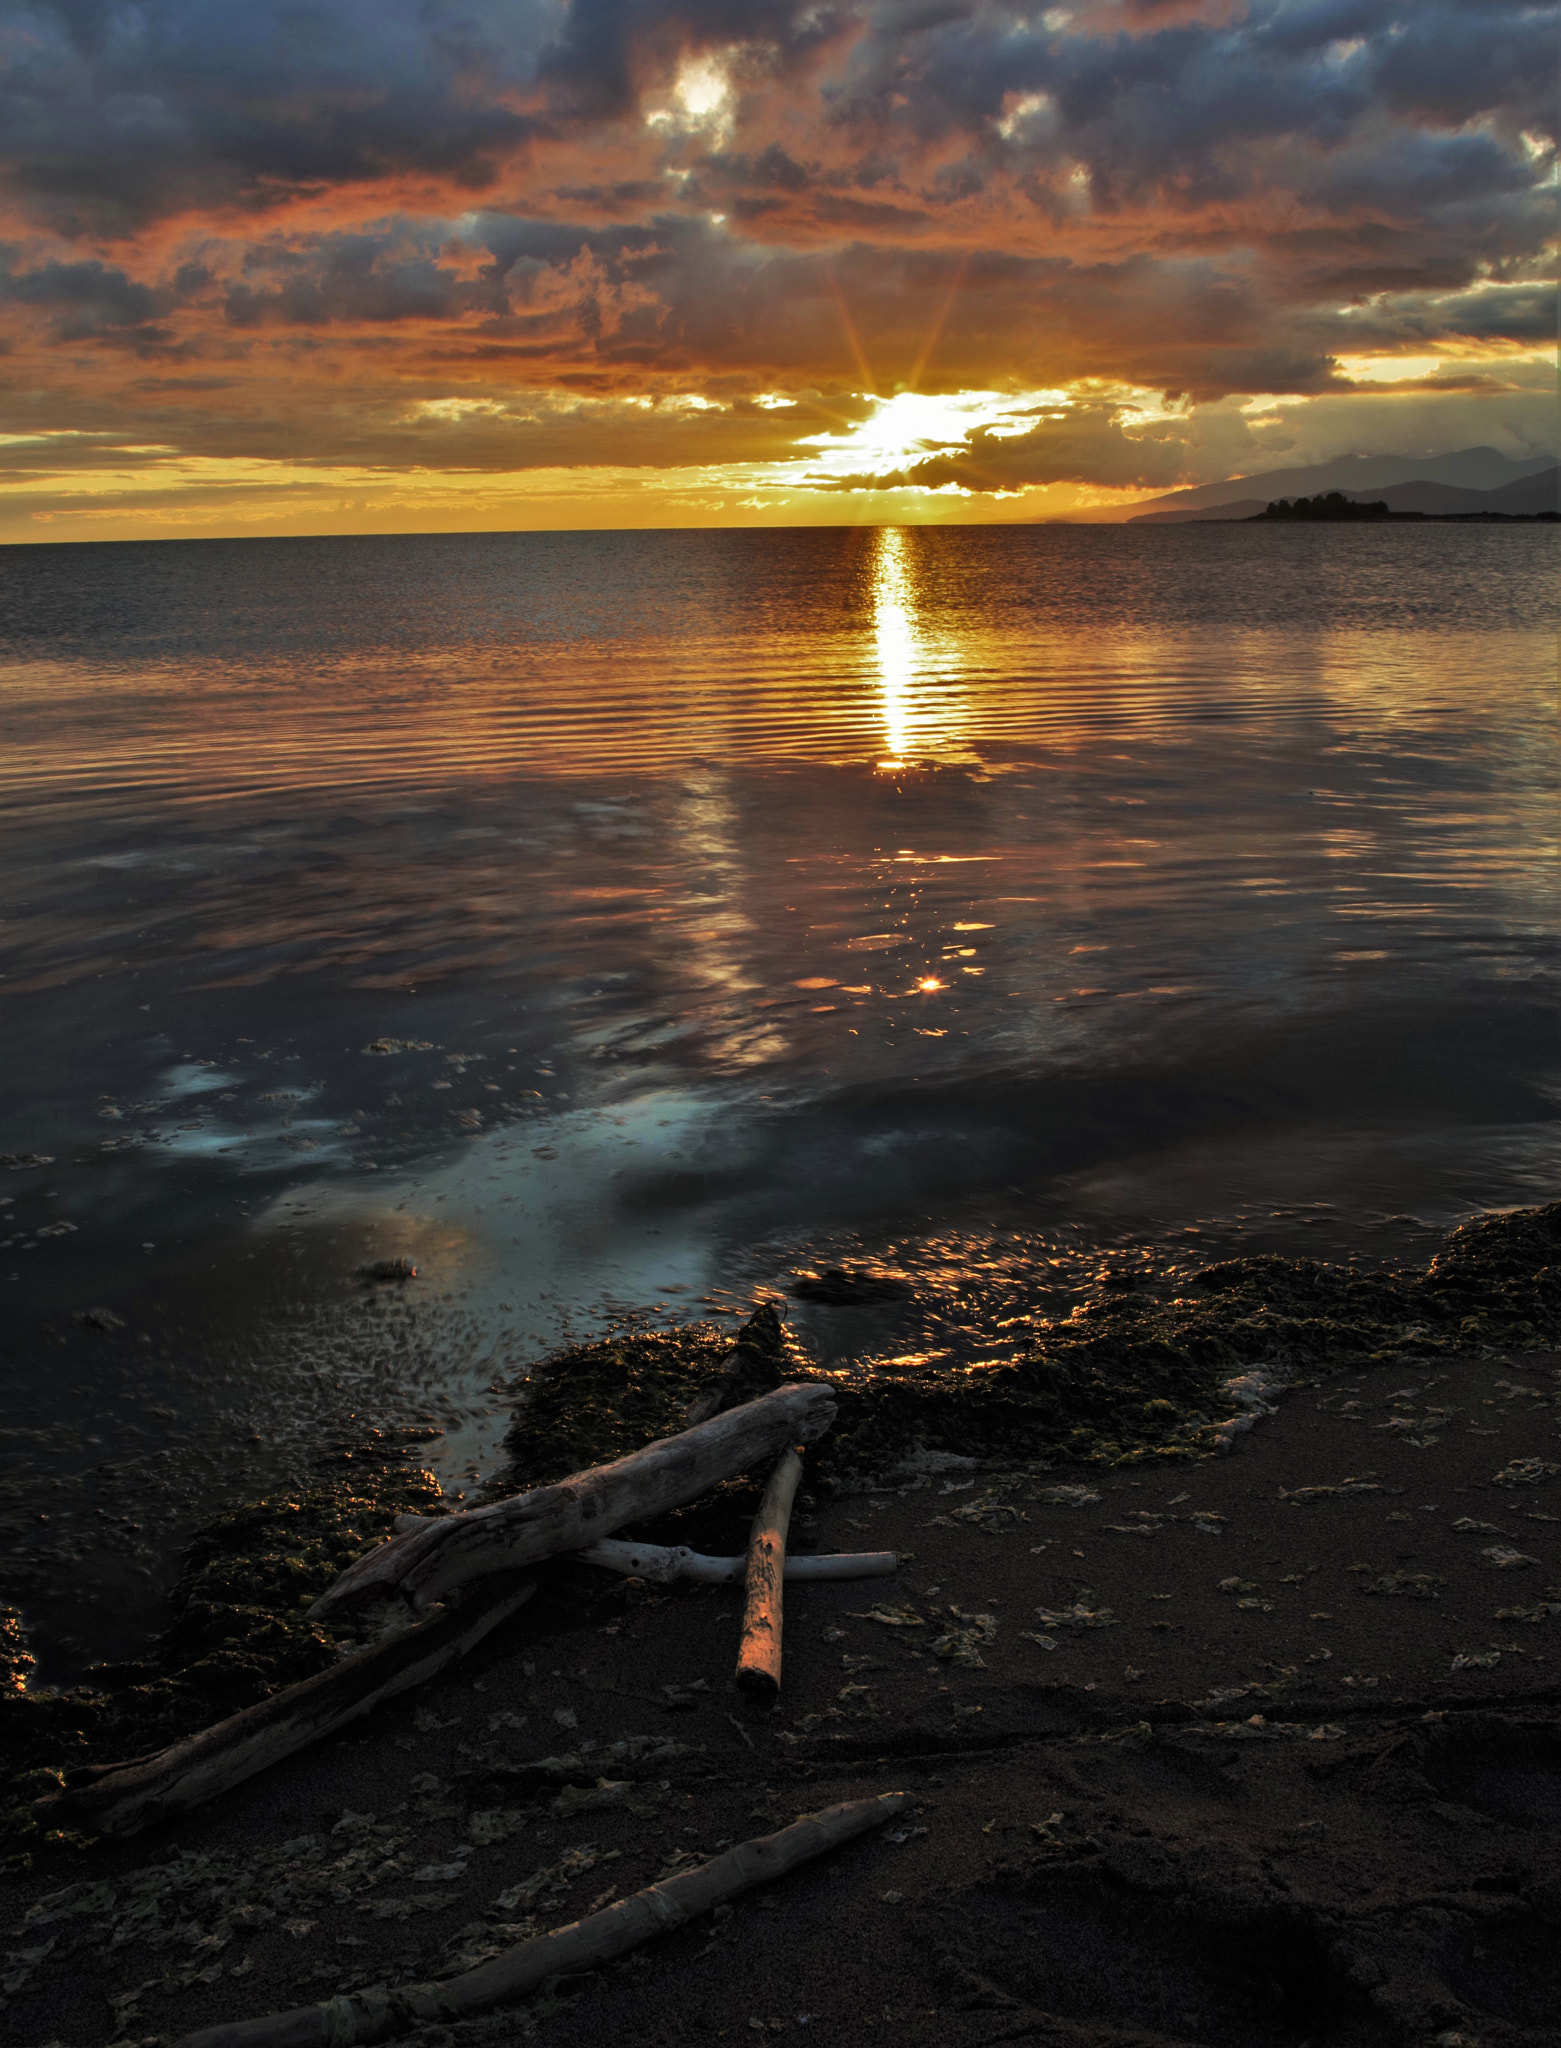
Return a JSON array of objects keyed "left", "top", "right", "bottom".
[{"left": 6, "top": 1341, "right": 1560, "bottom": 2048}]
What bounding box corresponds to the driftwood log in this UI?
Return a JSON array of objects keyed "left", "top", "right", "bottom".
[
  {"left": 34, "top": 1575, "right": 535, "bottom": 1840},
  {"left": 172, "top": 1791, "right": 910, "bottom": 2048},
  {"left": 311, "top": 1382, "right": 836, "bottom": 1620},
  {"left": 574, "top": 1537, "right": 897, "bottom": 1584},
  {"left": 736, "top": 1446, "right": 805, "bottom": 1700}
]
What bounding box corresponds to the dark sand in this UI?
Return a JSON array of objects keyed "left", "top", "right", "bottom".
[{"left": 6, "top": 1346, "right": 1560, "bottom": 2048}]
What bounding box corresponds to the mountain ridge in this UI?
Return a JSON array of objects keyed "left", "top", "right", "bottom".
[
  {"left": 1122, "top": 445, "right": 1557, "bottom": 520},
  {"left": 1128, "top": 466, "right": 1558, "bottom": 525}
]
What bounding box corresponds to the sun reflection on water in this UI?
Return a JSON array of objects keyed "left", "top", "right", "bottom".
[
  {"left": 873, "top": 526, "right": 918, "bottom": 766},
  {"left": 869, "top": 526, "right": 974, "bottom": 768}
]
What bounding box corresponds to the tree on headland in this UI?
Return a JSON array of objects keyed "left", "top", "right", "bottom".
[{"left": 1256, "top": 491, "right": 1392, "bottom": 521}]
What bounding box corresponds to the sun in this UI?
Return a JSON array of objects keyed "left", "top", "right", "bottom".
[{"left": 800, "top": 389, "right": 1067, "bottom": 485}]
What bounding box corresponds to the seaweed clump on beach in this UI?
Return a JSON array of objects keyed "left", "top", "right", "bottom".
[
  {"left": 0, "top": 1427, "right": 445, "bottom": 1866},
  {"left": 818, "top": 1200, "right": 1561, "bottom": 1479},
  {"left": 500, "top": 1311, "right": 813, "bottom": 1551},
  {"left": 497, "top": 1203, "right": 1561, "bottom": 1494}
]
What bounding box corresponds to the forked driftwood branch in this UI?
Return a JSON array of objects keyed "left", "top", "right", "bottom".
[
  {"left": 311, "top": 1382, "right": 836, "bottom": 1620},
  {"left": 33, "top": 1574, "right": 536, "bottom": 1840},
  {"left": 735, "top": 1446, "right": 805, "bottom": 1700},
  {"left": 172, "top": 1792, "right": 910, "bottom": 2048},
  {"left": 573, "top": 1537, "right": 897, "bottom": 1585}
]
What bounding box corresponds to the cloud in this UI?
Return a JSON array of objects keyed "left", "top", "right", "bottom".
[{"left": 0, "top": 0, "right": 1553, "bottom": 529}]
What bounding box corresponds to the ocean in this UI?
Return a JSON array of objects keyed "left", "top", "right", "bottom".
[{"left": 1, "top": 519, "right": 1556, "bottom": 1671}]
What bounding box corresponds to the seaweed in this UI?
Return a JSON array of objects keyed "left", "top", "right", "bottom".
[
  {"left": 503, "top": 1201, "right": 1561, "bottom": 1488},
  {"left": 5, "top": 1201, "right": 1555, "bottom": 1867},
  {"left": 499, "top": 1313, "right": 809, "bottom": 1553},
  {"left": 1, "top": 1429, "right": 445, "bottom": 1866}
]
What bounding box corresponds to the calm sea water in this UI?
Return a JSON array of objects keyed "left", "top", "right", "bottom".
[{"left": 1, "top": 522, "right": 1557, "bottom": 1668}]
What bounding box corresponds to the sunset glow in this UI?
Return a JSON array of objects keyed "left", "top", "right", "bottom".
[{"left": 0, "top": 2, "right": 1553, "bottom": 543}]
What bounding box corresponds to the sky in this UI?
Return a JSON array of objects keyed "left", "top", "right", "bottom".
[{"left": 0, "top": 0, "right": 1556, "bottom": 541}]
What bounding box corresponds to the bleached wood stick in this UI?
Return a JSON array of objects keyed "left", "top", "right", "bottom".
[
  {"left": 33, "top": 1575, "right": 535, "bottom": 1840},
  {"left": 311, "top": 1382, "right": 836, "bottom": 1620},
  {"left": 573, "top": 1538, "right": 898, "bottom": 1584},
  {"left": 172, "top": 1791, "right": 910, "bottom": 2048},
  {"left": 736, "top": 1445, "right": 805, "bottom": 1701}
]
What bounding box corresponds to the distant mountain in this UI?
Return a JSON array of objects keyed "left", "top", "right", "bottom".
[
  {"left": 1130, "top": 464, "right": 1559, "bottom": 525},
  {"left": 1126, "top": 446, "right": 1557, "bottom": 522},
  {"left": 1131, "top": 499, "right": 1266, "bottom": 525},
  {"left": 1481, "top": 467, "right": 1561, "bottom": 516}
]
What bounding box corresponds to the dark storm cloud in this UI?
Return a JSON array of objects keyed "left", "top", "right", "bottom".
[
  {"left": 221, "top": 231, "right": 491, "bottom": 329},
  {"left": 0, "top": 0, "right": 551, "bottom": 232},
  {"left": 0, "top": 249, "right": 191, "bottom": 345},
  {"left": 0, "top": 0, "right": 1553, "bottom": 509},
  {"left": 1, "top": 2, "right": 1552, "bottom": 243}
]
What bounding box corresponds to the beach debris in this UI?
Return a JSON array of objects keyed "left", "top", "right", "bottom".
[
  {"left": 736, "top": 1446, "right": 806, "bottom": 1701},
  {"left": 362, "top": 1039, "right": 434, "bottom": 1055},
  {"left": 1035, "top": 1600, "right": 1117, "bottom": 1631},
  {"left": 169, "top": 1792, "right": 910, "bottom": 2048},
  {"left": 71, "top": 1305, "right": 127, "bottom": 1332},
  {"left": 1360, "top": 1572, "right": 1443, "bottom": 1598},
  {"left": 1493, "top": 1457, "right": 1559, "bottom": 1486},
  {"left": 574, "top": 1537, "right": 896, "bottom": 1585},
  {"left": 1451, "top": 1651, "right": 1501, "bottom": 1672},
  {"left": 477, "top": 1735, "right": 693, "bottom": 1789},
  {"left": 0, "top": 1152, "right": 55, "bottom": 1168},
  {"left": 312, "top": 1382, "right": 837, "bottom": 1619},
  {"left": 1212, "top": 1366, "right": 1286, "bottom": 1449},
  {"left": 1280, "top": 1476, "right": 1382, "bottom": 1503},
  {"left": 358, "top": 1258, "right": 417, "bottom": 1283},
  {"left": 931, "top": 1609, "right": 997, "bottom": 1667},
  {"left": 550, "top": 1778, "right": 631, "bottom": 1817},
  {"left": 1020, "top": 1631, "right": 1058, "bottom": 1649},
  {"left": 857, "top": 1603, "right": 925, "bottom": 1627},
  {"left": 1033, "top": 1485, "right": 1101, "bottom": 1507},
  {"left": 931, "top": 1486, "right": 1027, "bottom": 1533},
  {"left": 32, "top": 1576, "right": 536, "bottom": 1838},
  {"left": 1479, "top": 1546, "right": 1538, "bottom": 1569},
  {"left": 1453, "top": 1518, "right": 1509, "bottom": 1535},
  {"left": 464, "top": 1809, "right": 526, "bottom": 1844}
]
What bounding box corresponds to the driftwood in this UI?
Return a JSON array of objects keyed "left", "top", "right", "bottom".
[
  {"left": 574, "top": 1537, "right": 897, "bottom": 1584},
  {"left": 172, "top": 1791, "right": 910, "bottom": 2048},
  {"left": 34, "top": 1575, "right": 535, "bottom": 1840},
  {"left": 736, "top": 1446, "right": 805, "bottom": 1700},
  {"left": 312, "top": 1382, "right": 836, "bottom": 1620}
]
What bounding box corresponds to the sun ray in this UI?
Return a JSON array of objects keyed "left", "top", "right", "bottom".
[
  {"left": 905, "top": 255, "right": 969, "bottom": 395},
  {"left": 825, "top": 265, "right": 878, "bottom": 398}
]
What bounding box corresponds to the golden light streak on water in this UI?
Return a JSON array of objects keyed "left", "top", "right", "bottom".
[{"left": 872, "top": 527, "right": 918, "bottom": 765}]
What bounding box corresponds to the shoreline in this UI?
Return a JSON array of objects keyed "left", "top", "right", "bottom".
[
  {"left": 6, "top": 1201, "right": 1557, "bottom": 1818},
  {"left": 4, "top": 1337, "right": 1559, "bottom": 2046},
  {"left": 3, "top": 1208, "right": 1560, "bottom": 2046}
]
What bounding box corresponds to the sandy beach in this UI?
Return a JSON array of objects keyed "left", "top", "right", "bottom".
[{"left": 5, "top": 1326, "right": 1559, "bottom": 2048}]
